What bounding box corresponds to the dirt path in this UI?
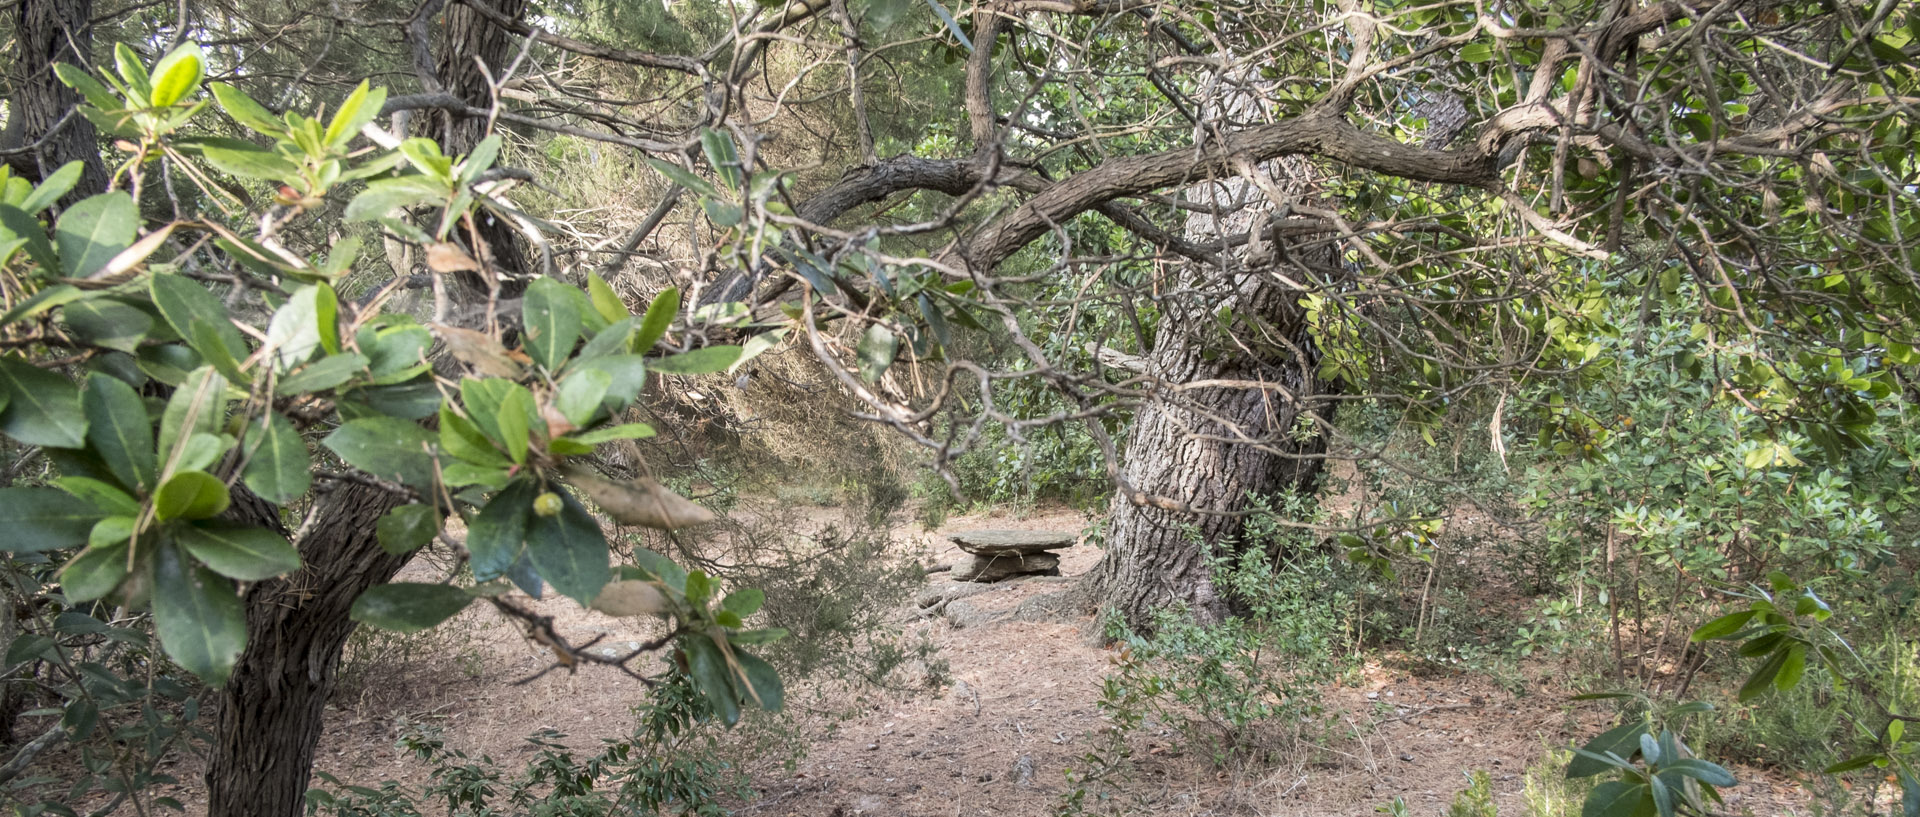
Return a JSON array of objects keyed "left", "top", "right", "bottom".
[{"left": 139, "top": 505, "right": 1811, "bottom": 816}]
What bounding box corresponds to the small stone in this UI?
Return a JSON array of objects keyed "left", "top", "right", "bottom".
[{"left": 1399, "top": 754, "right": 1414, "bottom": 762}]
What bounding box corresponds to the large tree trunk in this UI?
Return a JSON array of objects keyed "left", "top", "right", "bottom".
[
  {"left": 433, "top": 0, "right": 532, "bottom": 292},
  {"left": 1, "top": 0, "right": 112, "bottom": 199},
  {"left": 203, "top": 482, "right": 412, "bottom": 817},
  {"left": 1083, "top": 280, "right": 1330, "bottom": 629}
]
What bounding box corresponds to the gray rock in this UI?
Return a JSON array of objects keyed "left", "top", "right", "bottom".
[{"left": 952, "top": 552, "right": 1060, "bottom": 582}]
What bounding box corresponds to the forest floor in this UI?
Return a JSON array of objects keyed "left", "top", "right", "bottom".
[{"left": 142, "top": 504, "right": 1817, "bottom": 816}]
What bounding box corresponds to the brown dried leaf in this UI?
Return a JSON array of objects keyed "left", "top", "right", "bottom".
[
  {"left": 590, "top": 580, "right": 670, "bottom": 617},
  {"left": 432, "top": 323, "right": 522, "bottom": 378},
  {"left": 541, "top": 402, "right": 574, "bottom": 439},
  {"left": 564, "top": 467, "right": 716, "bottom": 530},
  {"left": 425, "top": 242, "right": 481, "bottom": 273}
]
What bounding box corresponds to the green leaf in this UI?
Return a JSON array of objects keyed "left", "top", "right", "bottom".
[
  {"left": 266, "top": 285, "right": 332, "bottom": 372},
  {"left": 209, "top": 82, "right": 285, "bottom": 136},
  {"left": 0, "top": 284, "right": 83, "bottom": 327},
  {"left": 1460, "top": 42, "right": 1495, "bottom": 63},
  {"left": 241, "top": 411, "right": 310, "bottom": 505},
  {"left": 734, "top": 649, "right": 783, "bottom": 711},
  {"left": 700, "top": 128, "right": 744, "bottom": 189},
  {"left": 575, "top": 355, "right": 647, "bottom": 410},
  {"left": 1825, "top": 754, "right": 1883, "bottom": 774},
  {"left": 644, "top": 158, "right": 719, "bottom": 198},
  {"left": 459, "top": 378, "right": 537, "bottom": 450},
  {"left": 325, "top": 81, "right": 382, "bottom": 149},
  {"left": 17, "top": 162, "right": 82, "bottom": 215},
  {"left": 0, "top": 487, "right": 104, "bottom": 552},
  {"left": 0, "top": 355, "right": 87, "bottom": 448},
  {"left": 556, "top": 368, "right": 611, "bottom": 427},
  {"left": 1774, "top": 643, "right": 1808, "bottom": 691},
  {"left": 153, "top": 542, "right": 246, "bottom": 686},
  {"left": 1662, "top": 758, "right": 1735, "bottom": 787},
  {"left": 1581, "top": 781, "right": 1648, "bottom": 817},
  {"left": 650, "top": 346, "right": 742, "bottom": 375},
  {"left": 633, "top": 288, "right": 679, "bottom": 353},
  {"left": 52, "top": 476, "right": 139, "bottom": 516},
  {"left": 1739, "top": 647, "right": 1792, "bottom": 702},
  {"left": 154, "top": 471, "right": 230, "bottom": 520},
  {"left": 1568, "top": 720, "right": 1649, "bottom": 778},
  {"left": 731, "top": 328, "right": 786, "bottom": 375},
  {"left": 722, "top": 587, "right": 764, "bottom": 618},
  {"left": 441, "top": 462, "right": 511, "bottom": 490},
  {"left": 60, "top": 541, "right": 129, "bottom": 603},
  {"left": 0, "top": 204, "right": 57, "bottom": 273},
  {"left": 201, "top": 143, "right": 300, "bottom": 181},
  {"left": 857, "top": 324, "right": 898, "bottom": 382},
  {"left": 523, "top": 277, "right": 583, "bottom": 372},
  {"left": 439, "top": 407, "right": 510, "bottom": 467},
  {"left": 468, "top": 480, "right": 534, "bottom": 581},
  {"left": 55, "top": 193, "right": 136, "bottom": 279},
  {"left": 376, "top": 504, "right": 439, "bottom": 555},
  {"left": 587, "top": 273, "right": 627, "bottom": 324},
  {"left": 344, "top": 175, "right": 446, "bottom": 221},
  {"left": 157, "top": 366, "right": 228, "bottom": 473},
  {"left": 323, "top": 417, "right": 438, "bottom": 489},
  {"left": 572, "top": 317, "right": 634, "bottom": 367},
  {"left": 81, "top": 373, "right": 156, "bottom": 492},
  {"left": 683, "top": 635, "right": 742, "bottom": 726},
  {"left": 274, "top": 353, "right": 369, "bottom": 395},
  {"left": 569, "top": 423, "right": 656, "bottom": 445},
  {"left": 149, "top": 44, "right": 206, "bottom": 106},
  {"left": 63, "top": 299, "right": 154, "bottom": 353},
  {"left": 176, "top": 521, "right": 299, "bottom": 580},
  {"left": 525, "top": 488, "right": 610, "bottom": 605},
  {"left": 496, "top": 386, "right": 533, "bottom": 465},
  {"left": 1691, "top": 610, "right": 1756, "bottom": 642},
  {"left": 151, "top": 274, "right": 247, "bottom": 364},
  {"left": 349, "top": 583, "right": 473, "bottom": 633},
  {"left": 729, "top": 627, "right": 786, "bottom": 646}
]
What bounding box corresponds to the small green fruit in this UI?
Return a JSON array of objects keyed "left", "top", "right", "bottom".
[{"left": 533, "top": 491, "right": 564, "bottom": 517}]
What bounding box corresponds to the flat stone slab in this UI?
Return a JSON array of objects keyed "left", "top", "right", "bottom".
[{"left": 945, "top": 529, "right": 1077, "bottom": 555}]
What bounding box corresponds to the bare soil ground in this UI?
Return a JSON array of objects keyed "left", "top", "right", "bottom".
[{"left": 139, "top": 504, "right": 1813, "bottom": 816}]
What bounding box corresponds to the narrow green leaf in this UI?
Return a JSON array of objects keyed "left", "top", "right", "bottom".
[
  {"left": 587, "top": 273, "right": 627, "bottom": 324},
  {"left": 350, "top": 583, "right": 472, "bottom": 633},
  {"left": 209, "top": 82, "right": 285, "bottom": 136},
  {"left": 325, "top": 81, "right": 382, "bottom": 149},
  {"left": 439, "top": 407, "right": 510, "bottom": 467},
  {"left": 17, "top": 161, "right": 82, "bottom": 215},
  {"left": 650, "top": 346, "right": 742, "bottom": 375},
  {"left": 555, "top": 368, "right": 611, "bottom": 427},
  {"left": 569, "top": 423, "right": 655, "bottom": 445},
  {"left": 1663, "top": 758, "right": 1736, "bottom": 787},
  {"left": 633, "top": 287, "right": 679, "bottom": 353},
  {"left": 153, "top": 542, "right": 245, "bottom": 686},
  {"left": 497, "top": 387, "right": 532, "bottom": 465},
  {"left": 176, "top": 521, "right": 300, "bottom": 580},
  {"left": 1691, "top": 610, "right": 1756, "bottom": 642}
]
